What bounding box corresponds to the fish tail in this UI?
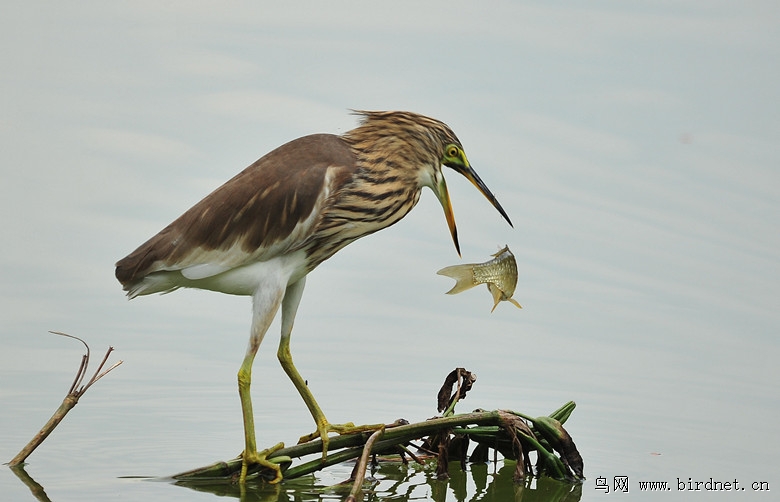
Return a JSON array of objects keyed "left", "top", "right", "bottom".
[{"left": 437, "top": 264, "right": 478, "bottom": 295}]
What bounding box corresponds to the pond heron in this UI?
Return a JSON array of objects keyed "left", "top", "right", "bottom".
[{"left": 115, "top": 111, "right": 512, "bottom": 482}]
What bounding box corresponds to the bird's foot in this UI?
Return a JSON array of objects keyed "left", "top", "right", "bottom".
[
  {"left": 239, "top": 442, "right": 286, "bottom": 484},
  {"left": 298, "top": 420, "right": 385, "bottom": 461}
]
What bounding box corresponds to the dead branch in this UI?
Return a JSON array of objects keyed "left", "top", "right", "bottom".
[
  {"left": 345, "top": 426, "right": 385, "bottom": 502},
  {"left": 7, "top": 332, "right": 122, "bottom": 467}
]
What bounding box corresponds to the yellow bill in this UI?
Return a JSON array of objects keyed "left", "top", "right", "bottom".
[
  {"left": 434, "top": 175, "right": 461, "bottom": 255},
  {"left": 435, "top": 150, "right": 513, "bottom": 256}
]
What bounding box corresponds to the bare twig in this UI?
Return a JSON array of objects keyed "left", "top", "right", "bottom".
[
  {"left": 345, "top": 426, "right": 385, "bottom": 502},
  {"left": 7, "top": 332, "right": 122, "bottom": 466},
  {"left": 396, "top": 443, "right": 424, "bottom": 465}
]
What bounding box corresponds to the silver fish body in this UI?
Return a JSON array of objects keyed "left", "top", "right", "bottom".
[{"left": 437, "top": 245, "right": 522, "bottom": 312}]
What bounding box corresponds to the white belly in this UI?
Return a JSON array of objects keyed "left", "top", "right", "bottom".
[{"left": 131, "top": 250, "right": 309, "bottom": 297}]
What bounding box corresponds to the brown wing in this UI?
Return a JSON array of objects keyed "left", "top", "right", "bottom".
[{"left": 115, "top": 133, "right": 357, "bottom": 289}]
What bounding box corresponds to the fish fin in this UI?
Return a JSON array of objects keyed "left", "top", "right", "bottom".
[
  {"left": 491, "top": 245, "right": 510, "bottom": 257},
  {"left": 437, "top": 264, "right": 477, "bottom": 295},
  {"left": 488, "top": 283, "right": 503, "bottom": 312},
  {"left": 508, "top": 298, "right": 523, "bottom": 309}
]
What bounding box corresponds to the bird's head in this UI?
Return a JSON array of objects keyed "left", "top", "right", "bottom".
[
  {"left": 434, "top": 138, "right": 513, "bottom": 255},
  {"left": 346, "top": 111, "right": 513, "bottom": 255}
]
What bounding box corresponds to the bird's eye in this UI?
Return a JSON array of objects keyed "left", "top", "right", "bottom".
[{"left": 447, "top": 146, "right": 459, "bottom": 158}]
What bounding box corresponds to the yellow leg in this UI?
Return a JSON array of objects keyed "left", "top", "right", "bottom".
[
  {"left": 278, "top": 278, "right": 382, "bottom": 461},
  {"left": 236, "top": 284, "right": 286, "bottom": 484},
  {"left": 237, "top": 351, "right": 285, "bottom": 483}
]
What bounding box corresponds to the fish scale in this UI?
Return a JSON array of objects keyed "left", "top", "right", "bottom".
[
  {"left": 472, "top": 250, "right": 517, "bottom": 296},
  {"left": 437, "top": 245, "right": 522, "bottom": 312}
]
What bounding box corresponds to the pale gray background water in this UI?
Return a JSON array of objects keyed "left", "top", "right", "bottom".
[{"left": 1, "top": 2, "right": 778, "bottom": 501}]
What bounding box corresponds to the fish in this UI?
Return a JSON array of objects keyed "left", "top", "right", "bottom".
[{"left": 437, "top": 245, "right": 522, "bottom": 312}]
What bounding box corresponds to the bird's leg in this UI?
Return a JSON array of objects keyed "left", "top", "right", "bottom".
[
  {"left": 278, "top": 278, "right": 382, "bottom": 461},
  {"left": 237, "top": 352, "right": 284, "bottom": 483},
  {"left": 237, "top": 286, "right": 285, "bottom": 484},
  {"left": 277, "top": 278, "right": 332, "bottom": 452}
]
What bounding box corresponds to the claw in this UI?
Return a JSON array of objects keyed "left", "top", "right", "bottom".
[
  {"left": 239, "top": 442, "right": 285, "bottom": 484},
  {"left": 297, "top": 420, "right": 385, "bottom": 461}
]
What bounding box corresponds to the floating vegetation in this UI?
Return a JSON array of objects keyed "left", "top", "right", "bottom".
[
  {"left": 173, "top": 368, "right": 584, "bottom": 499},
  {"left": 7, "top": 354, "right": 582, "bottom": 501}
]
